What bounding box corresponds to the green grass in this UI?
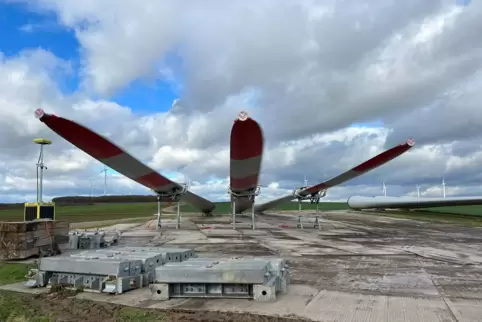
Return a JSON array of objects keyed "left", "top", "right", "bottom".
[
  {"left": 362, "top": 208, "right": 482, "bottom": 226},
  {"left": 180, "top": 201, "right": 349, "bottom": 213},
  {"left": 2, "top": 199, "right": 482, "bottom": 227},
  {"left": 0, "top": 263, "right": 32, "bottom": 286},
  {"left": 425, "top": 205, "right": 482, "bottom": 216},
  {"left": 0, "top": 263, "right": 51, "bottom": 321},
  {"left": 0, "top": 202, "right": 167, "bottom": 222},
  {"left": 0, "top": 292, "right": 52, "bottom": 322},
  {"left": 179, "top": 200, "right": 482, "bottom": 227},
  {"left": 351, "top": 204, "right": 482, "bottom": 226}
]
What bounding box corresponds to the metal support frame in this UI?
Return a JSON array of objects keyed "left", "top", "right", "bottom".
[
  {"left": 155, "top": 184, "right": 188, "bottom": 230},
  {"left": 293, "top": 187, "right": 326, "bottom": 229},
  {"left": 228, "top": 185, "right": 261, "bottom": 230}
]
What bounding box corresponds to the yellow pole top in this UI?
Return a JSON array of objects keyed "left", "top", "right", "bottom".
[{"left": 33, "top": 138, "right": 52, "bottom": 145}]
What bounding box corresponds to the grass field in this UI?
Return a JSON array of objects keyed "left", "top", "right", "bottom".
[
  {"left": 1, "top": 200, "right": 482, "bottom": 226},
  {"left": 426, "top": 205, "right": 482, "bottom": 216},
  {"left": 180, "top": 201, "right": 349, "bottom": 213},
  {"left": 179, "top": 201, "right": 482, "bottom": 226},
  {"left": 362, "top": 209, "right": 482, "bottom": 226},
  {"left": 180, "top": 200, "right": 482, "bottom": 215},
  {"left": 0, "top": 202, "right": 165, "bottom": 222}
]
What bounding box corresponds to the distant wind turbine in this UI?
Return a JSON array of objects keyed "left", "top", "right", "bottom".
[
  {"left": 382, "top": 181, "right": 387, "bottom": 196},
  {"left": 183, "top": 174, "right": 191, "bottom": 190},
  {"left": 442, "top": 177, "right": 446, "bottom": 198},
  {"left": 100, "top": 166, "right": 108, "bottom": 196},
  {"left": 416, "top": 185, "right": 420, "bottom": 198}
]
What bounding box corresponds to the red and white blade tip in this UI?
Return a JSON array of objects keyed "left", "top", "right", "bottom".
[
  {"left": 237, "top": 111, "right": 249, "bottom": 121},
  {"left": 407, "top": 138, "right": 415, "bottom": 146},
  {"left": 34, "top": 108, "right": 45, "bottom": 119}
]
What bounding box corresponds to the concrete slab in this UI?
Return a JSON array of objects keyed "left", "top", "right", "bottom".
[
  {"left": 303, "top": 290, "right": 456, "bottom": 322},
  {"left": 155, "top": 230, "right": 209, "bottom": 244},
  {"left": 200, "top": 229, "right": 241, "bottom": 236},
  {"left": 94, "top": 223, "right": 142, "bottom": 231},
  {"left": 0, "top": 282, "right": 48, "bottom": 294},
  {"left": 73, "top": 283, "right": 459, "bottom": 322},
  {"left": 445, "top": 298, "right": 482, "bottom": 322}
]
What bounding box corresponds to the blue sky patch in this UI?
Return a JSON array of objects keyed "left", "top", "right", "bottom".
[
  {"left": 456, "top": 0, "right": 471, "bottom": 6},
  {"left": 0, "top": 2, "right": 79, "bottom": 61},
  {"left": 350, "top": 119, "right": 384, "bottom": 128},
  {"left": 111, "top": 79, "right": 179, "bottom": 114},
  {"left": 0, "top": 1, "right": 180, "bottom": 112}
]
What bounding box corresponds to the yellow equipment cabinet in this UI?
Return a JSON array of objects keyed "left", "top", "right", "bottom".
[{"left": 24, "top": 202, "right": 56, "bottom": 221}]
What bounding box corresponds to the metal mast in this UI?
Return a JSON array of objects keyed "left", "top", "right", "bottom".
[{"left": 34, "top": 138, "right": 52, "bottom": 203}]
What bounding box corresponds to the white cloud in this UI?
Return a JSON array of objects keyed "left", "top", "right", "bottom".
[{"left": 2, "top": 1, "right": 482, "bottom": 206}]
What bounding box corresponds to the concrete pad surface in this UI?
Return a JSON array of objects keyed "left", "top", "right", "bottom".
[{"left": 6, "top": 210, "right": 482, "bottom": 321}]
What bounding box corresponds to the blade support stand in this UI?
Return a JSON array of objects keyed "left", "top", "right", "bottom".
[
  {"left": 292, "top": 187, "right": 326, "bottom": 229},
  {"left": 155, "top": 184, "right": 188, "bottom": 230},
  {"left": 228, "top": 185, "right": 261, "bottom": 230}
]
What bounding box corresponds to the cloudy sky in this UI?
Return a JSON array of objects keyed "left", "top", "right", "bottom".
[{"left": 0, "top": 0, "right": 480, "bottom": 204}]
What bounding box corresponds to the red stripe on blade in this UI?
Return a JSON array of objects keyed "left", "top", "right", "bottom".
[
  {"left": 230, "top": 118, "right": 263, "bottom": 160},
  {"left": 230, "top": 175, "right": 259, "bottom": 190},
  {"left": 41, "top": 114, "right": 123, "bottom": 159},
  {"left": 352, "top": 141, "right": 412, "bottom": 173},
  {"left": 136, "top": 172, "right": 173, "bottom": 189}
]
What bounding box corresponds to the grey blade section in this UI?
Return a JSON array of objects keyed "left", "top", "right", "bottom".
[
  {"left": 183, "top": 191, "right": 215, "bottom": 214},
  {"left": 254, "top": 195, "right": 295, "bottom": 213},
  {"left": 233, "top": 197, "right": 253, "bottom": 214}
]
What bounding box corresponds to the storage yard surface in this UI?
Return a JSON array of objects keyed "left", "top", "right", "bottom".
[{"left": 2, "top": 210, "right": 482, "bottom": 321}]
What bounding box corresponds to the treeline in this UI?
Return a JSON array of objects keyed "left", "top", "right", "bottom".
[
  {"left": 0, "top": 203, "right": 24, "bottom": 210},
  {"left": 0, "top": 195, "right": 159, "bottom": 209},
  {"left": 54, "top": 195, "right": 158, "bottom": 204}
]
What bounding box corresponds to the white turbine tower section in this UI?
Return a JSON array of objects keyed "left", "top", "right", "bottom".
[
  {"left": 382, "top": 181, "right": 387, "bottom": 196},
  {"left": 100, "top": 166, "right": 108, "bottom": 196},
  {"left": 416, "top": 185, "right": 420, "bottom": 198},
  {"left": 442, "top": 177, "right": 446, "bottom": 198}
]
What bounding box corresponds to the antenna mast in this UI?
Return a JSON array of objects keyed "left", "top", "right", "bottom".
[{"left": 34, "top": 138, "right": 52, "bottom": 203}]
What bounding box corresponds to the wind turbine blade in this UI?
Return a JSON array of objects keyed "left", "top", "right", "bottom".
[
  {"left": 255, "top": 138, "right": 415, "bottom": 213},
  {"left": 36, "top": 109, "right": 215, "bottom": 214},
  {"left": 230, "top": 111, "right": 264, "bottom": 213}
]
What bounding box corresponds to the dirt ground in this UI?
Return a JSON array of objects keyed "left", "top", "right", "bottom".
[{"left": 0, "top": 289, "right": 308, "bottom": 322}]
